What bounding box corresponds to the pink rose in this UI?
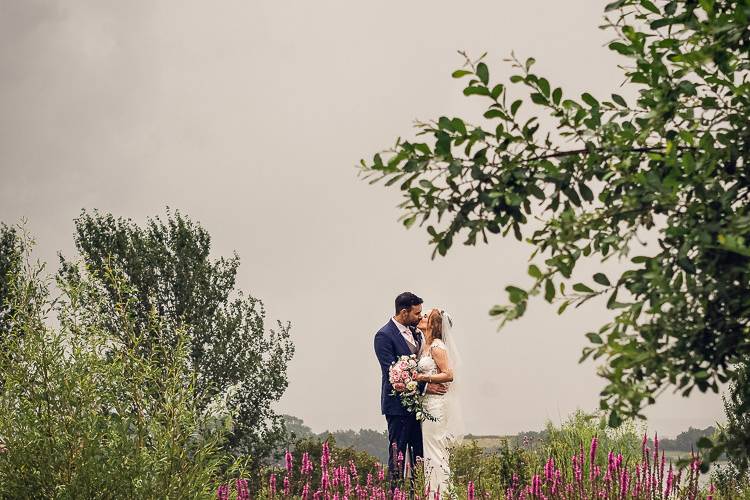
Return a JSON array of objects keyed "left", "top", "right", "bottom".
[{"left": 393, "top": 382, "right": 406, "bottom": 392}]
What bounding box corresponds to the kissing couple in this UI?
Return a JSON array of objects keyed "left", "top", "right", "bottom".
[{"left": 374, "top": 292, "right": 464, "bottom": 496}]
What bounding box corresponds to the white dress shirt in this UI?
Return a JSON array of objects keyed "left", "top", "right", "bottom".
[{"left": 391, "top": 317, "right": 418, "bottom": 349}]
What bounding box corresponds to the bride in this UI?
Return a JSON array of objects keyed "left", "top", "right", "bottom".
[{"left": 415, "top": 308, "right": 464, "bottom": 497}]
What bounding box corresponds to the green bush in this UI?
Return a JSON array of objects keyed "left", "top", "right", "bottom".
[
  {"left": 0, "top": 241, "right": 243, "bottom": 499},
  {"left": 449, "top": 438, "right": 533, "bottom": 498},
  {"left": 539, "top": 410, "right": 643, "bottom": 478}
]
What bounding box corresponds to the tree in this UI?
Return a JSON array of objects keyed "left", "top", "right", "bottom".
[
  {"left": 718, "top": 364, "right": 750, "bottom": 473},
  {"left": 659, "top": 426, "right": 717, "bottom": 452},
  {"left": 59, "top": 209, "right": 294, "bottom": 466},
  {"left": 0, "top": 236, "right": 242, "bottom": 498},
  {"left": 0, "top": 224, "right": 22, "bottom": 338},
  {"left": 360, "top": 0, "right": 749, "bottom": 468}
]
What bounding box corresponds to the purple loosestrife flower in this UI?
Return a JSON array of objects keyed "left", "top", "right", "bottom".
[
  {"left": 589, "top": 436, "right": 599, "bottom": 471},
  {"left": 544, "top": 457, "right": 555, "bottom": 481},
  {"left": 302, "top": 482, "right": 310, "bottom": 500},
  {"left": 659, "top": 451, "right": 666, "bottom": 491},
  {"left": 303, "top": 452, "right": 313, "bottom": 475},
  {"left": 236, "top": 479, "right": 250, "bottom": 500},
  {"left": 468, "top": 481, "right": 475, "bottom": 500},
  {"left": 217, "top": 484, "right": 229, "bottom": 500},
  {"left": 572, "top": 454, "right": 583, "bottom": 483},
  {"left": 322, "top": 441, "right": 331, "bottom": 471},
  {"left": 286, "top": 449, "right": 294, "bottom": 474},
  {"left": 284, "top": 476, "right": 291, "bottom": 497},
  {"left": 332, "top": 466, "right": 340, "bottom": 488},
  {"left": 269, "top": 474, "right": 277, "bottom": 498},
  {"left": 553, "top": 469, "right": 562, "bottom": 495},
  {"left": 531, "top": 475, "right": 541, "bottom": 496},
  {"left": 707, "top": 482, "right": 715, "bottom": 500},
  {"left": 619, "top": 469, "right": 629, "bottom": 500},
  {"left": 322, "top": 470, "right": 330, "bottom": 493},
  {"left": 665, "top": 464, "right": 674, "bottom": 498}
]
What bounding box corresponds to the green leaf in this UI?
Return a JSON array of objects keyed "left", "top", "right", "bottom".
[
  {"left": 525, "top": 57, "right": 536, "bottom": 71},
  {"left": 538, "top": 78, "right": 550, "bottom": 97},
  {"left": 611, "top": 94, "right": 627, "bottom": 107},
  {"left": 640, "top": 0, "right": 660, "bottom": 13},
  {"left": 511, "top": 100, "right": 523, "bottom": 115},
  {"left": 544, "top": 279, "right": 555, "bottom": 302},
  {"left": 579, "top": 183, "right": 594, "bottom": 202},
  {"left": 506, "top": 285, "right": 527, "bottom": 304},
  {"left": 605, "top": 0, "right": 626, "bottom": 11},
  {"left": 573, "top": 283, "right": 594, "bottom": 293},
  {"left": 581, "top": 93, "right": 599, "bottom": 108},
  {"left": 527, "top": 184, "right": 545, "bottom": 200},
  {"left": 608, "top": 411, "right": 622, "bottom": 427},
  {"left": 696, "top": 436, "right": 713, "bottom": 449},
  {"left": 593, "top": 273, "right": 611, "bottom": 286},
  {"left": 552, "top": 87, "right": 562, "bottom": 105},
  {"left": 528, "top": 264, "right": 542, "bottom": 279},
  {"left": 609, "top": 42, "right": 634, "bottom": 55},
  {"left": 464, "top": 86, "right": 491, "bottom": 97},
  {"left": 484, "top": 109, "right": 505, "bottom": 119},
  {"left": 586, "top": 332, "right": 603, "bottom": 344},
  {"left": 476, "top": 63, "right": 489, "bottom": 85},
  {"left": 451, "top": 69, "right": 472, "bottom": 78}
]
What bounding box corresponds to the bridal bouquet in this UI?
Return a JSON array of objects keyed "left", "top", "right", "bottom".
[{"left": 388, "top": 355, "right": 436, "bottom": 421}]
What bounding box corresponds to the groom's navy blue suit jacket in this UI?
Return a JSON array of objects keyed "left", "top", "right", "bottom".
[{"left": 374, "top": 319, "right": 424, "bottom": 416}]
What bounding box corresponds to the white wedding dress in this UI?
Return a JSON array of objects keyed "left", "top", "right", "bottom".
[{"left": 418, "top": 339, "right": 453, "bottom": 497}]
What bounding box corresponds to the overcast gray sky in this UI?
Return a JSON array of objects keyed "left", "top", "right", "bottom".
[{"left": 0, "top": 0, "right": 723, "bottom": 436}]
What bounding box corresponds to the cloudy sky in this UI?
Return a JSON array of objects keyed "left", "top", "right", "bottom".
[{"left": 0, "top": 0, "right": 724, "bottom": 436}]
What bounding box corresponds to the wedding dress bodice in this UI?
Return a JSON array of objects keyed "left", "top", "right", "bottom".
[{"left": 417, "top": 339, "right": 446, "bottom": 375}]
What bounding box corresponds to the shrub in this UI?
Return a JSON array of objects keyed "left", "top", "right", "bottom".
[{"left": 0, "top": 242, "right": 242, "bottom": 499}]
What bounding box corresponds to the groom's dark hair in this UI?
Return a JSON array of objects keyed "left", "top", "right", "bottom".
[{"left": 395, "top": 292, "right": 423, "bottom": 314}]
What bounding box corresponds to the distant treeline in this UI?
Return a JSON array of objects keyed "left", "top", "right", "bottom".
[{"left": 283, "top": 416, "right": 717, "bottom": 462}]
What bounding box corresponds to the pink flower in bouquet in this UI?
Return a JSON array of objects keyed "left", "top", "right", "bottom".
[{"left": 394, "top": 382, "right": 406, "bottom": 391}]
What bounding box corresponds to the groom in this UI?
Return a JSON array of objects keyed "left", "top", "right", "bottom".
[{"left": 374, "top": 291, "right": 447, "bottom": 484}]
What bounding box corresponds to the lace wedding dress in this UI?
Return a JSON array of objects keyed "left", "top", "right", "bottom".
[{"left": 418, "top": 339, "right": 452, "bottom": 496}]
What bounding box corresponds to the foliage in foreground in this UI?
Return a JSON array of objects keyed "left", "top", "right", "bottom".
[
  {"left": 360, "top": 0, "right": 750, "bottom": 468},
  {"left": 0, "top": 233, "right": 244, "bottom": 499},
  {"left": 215, "top": 412, "right": 736, "bottom": 499}
]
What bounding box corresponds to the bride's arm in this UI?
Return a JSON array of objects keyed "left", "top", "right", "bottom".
[{"left": 416, "top": 347, "right": 453, "bottom": 384}]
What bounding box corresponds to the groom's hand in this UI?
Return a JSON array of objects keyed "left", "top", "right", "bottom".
[{"left": 425, "top": 383, "right": 447, "bottom": 395}]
